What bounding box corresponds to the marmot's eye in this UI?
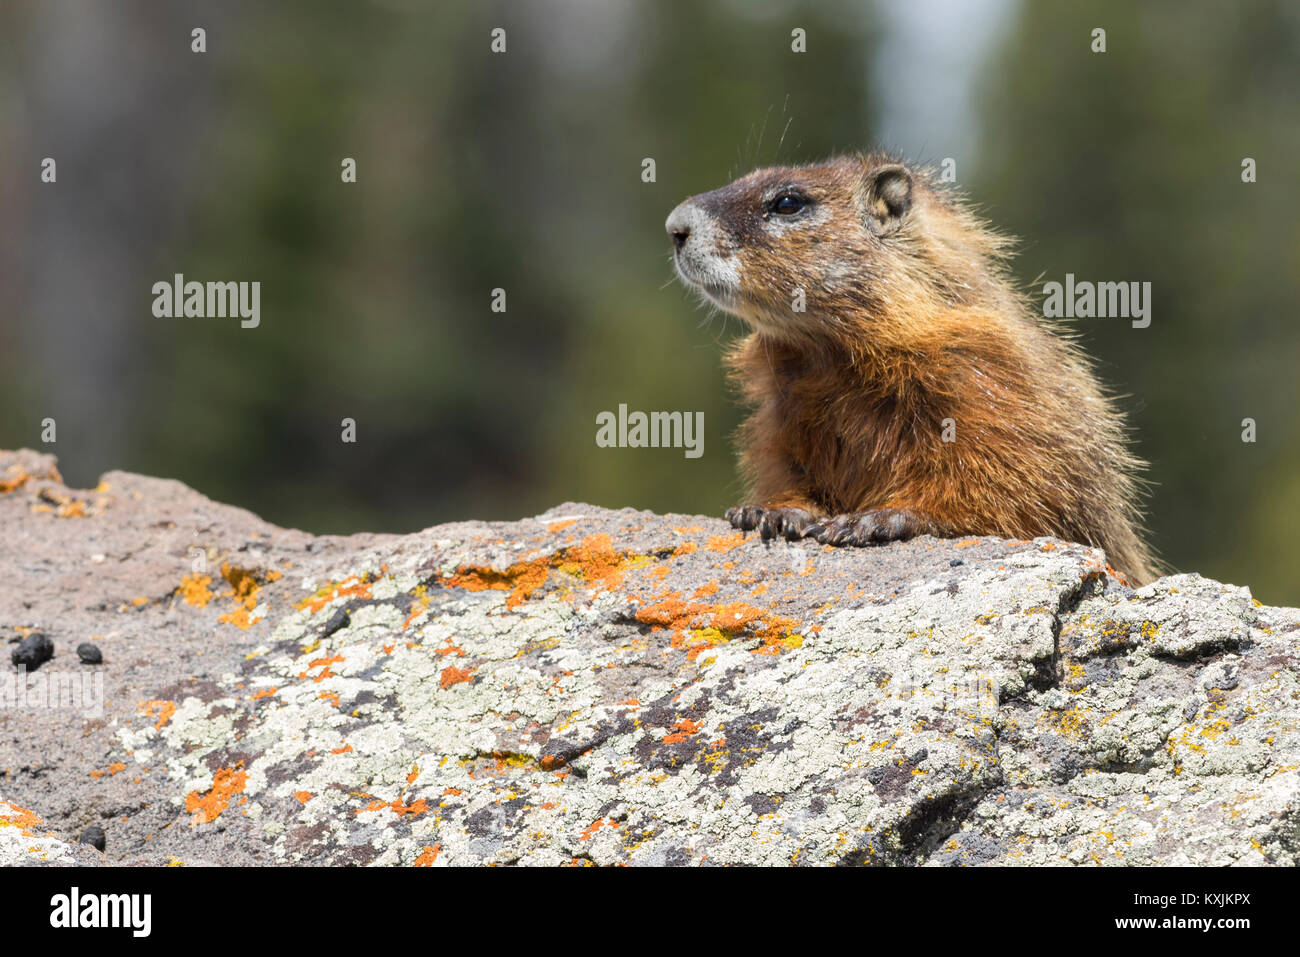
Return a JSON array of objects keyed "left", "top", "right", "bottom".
[{"left": 770, "top": 193, "right": 807, "bottom": 216}]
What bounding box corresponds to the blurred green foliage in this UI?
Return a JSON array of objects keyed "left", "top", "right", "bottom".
[{"left": 1, "top": 0, "right": 1296, "bottom": 604}]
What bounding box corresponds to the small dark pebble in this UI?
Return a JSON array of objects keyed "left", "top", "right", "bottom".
[
  {"left": 11, "top": 632, "right": 54, "bottom": 670},
  {"left": 79, "top": 826, "right": 106, "bottom": 852},
  {"left": 322, "top": 607, "right": 351, "bottom": 638},
  {"left": 949, "top": 558, "right": 964, "bottom": 567},
  {"left": 77, "top": 642, "right": 103, "bottom": 665}
]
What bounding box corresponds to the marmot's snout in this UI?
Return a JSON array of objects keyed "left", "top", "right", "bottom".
[
  {"left": 666, "top": 206, "right": 690, "bottom": 251},
  {"left": 665, "top": 199, "right": 740, "bottom": 309},
  {"left": 665, "top": 200, "right": 702, "bottom": 253}
]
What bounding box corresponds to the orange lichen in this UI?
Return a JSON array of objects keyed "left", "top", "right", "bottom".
[
  {"left": 402, "top": 588, "right": 433, "bottom": 630},
  {"left": 294, "top": 791, "right": 313, "bottom": 805},
  {"left": 216, "top": 563, "right": 264, "bottom": 629},
  {"left": 548, "top": 519, "right": 578, "bottom": 533},
  {"left": 433, "top": 639, "right": 467, "bottom": 658},
  {"left": 179, "top": 574, "right": 215, "bottom": 608},
  {"left": 250, "top": 687, "right": 277, "bottom": 700},
  {"left": 0, "top": 800, "right": 45, "bottom": 836},
  {"left": 443, "top": 534, "right": 647, "bottom": 609},
  {"left": 33, "top": 486, "right": 92, "bottom": 517},
  {"left": 580, "top": 818, "right": 621, "bottom": 840},
  {"left": 318, "top": 690, "right": 340, "bottom": 707},
  {"left": 0, "top": 468, "right": 32, "bottom": 494},
  {"left": 138, "top": 699, "right": 176, "bottom": 730},
  {"left": 332, "top": 744, "right": 353, "bottom": 754},
  {"left": 414, "top": 844, "right": 442, "bottom": 866},
  {"left": 664, "top": 718, "right": 702, "bottom": 744},
  {"left": 704, "top": 533, "right": 745, "bottom": 553},
  {"left": 305, "top": 652, "right": 345, "bottom": 683},
  {"left": 359, "top": 797, "right": 428, "bottom": 817},
  {"left": 635, "top": 596, "right": 803, "bottom": 655},
  {"left": 296, "top": 575, "right": 374, "bottom": 615},
  {"left": 181, "top": 564, "right": 275, "bottom": 627},
  {"left": 185, "top": 765, "right": 248, "bottom": 826},
  {"left": 445, "top": 560, "right": 548, "bottom": 609},
  {"left": 440, "top": 665, "right": 475, "bottom": 689}
]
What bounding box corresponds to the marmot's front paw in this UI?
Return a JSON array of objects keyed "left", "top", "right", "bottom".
[
  {"left": 726, "top": 505, "right": 817, "bottom": 542},
  {"left": 804, "top": 508, "right": 933, "bottom": 546}
]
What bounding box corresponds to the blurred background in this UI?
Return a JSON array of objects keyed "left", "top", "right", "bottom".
[{"left": 1, "top": 0, "right": 1297, "bottom": 603}]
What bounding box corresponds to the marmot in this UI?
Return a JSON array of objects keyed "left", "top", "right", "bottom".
[{"left": 665, "top": 153, "right": 1158, "bottom": 584}]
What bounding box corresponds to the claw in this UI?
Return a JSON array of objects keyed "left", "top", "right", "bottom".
[
  {"left": 808, "top": 508, "right": 933, "bottom": 547},
  {"left": 726, "top": 505, "right": 817, "bottom": 541}
]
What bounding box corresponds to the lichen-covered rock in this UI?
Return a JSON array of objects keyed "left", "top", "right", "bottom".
[
  {"left": 0, "top": 800, "right": 106, "bottom": 866},
  {"left": 1, "top": 448, "right": 1297, "bottom": 866}
]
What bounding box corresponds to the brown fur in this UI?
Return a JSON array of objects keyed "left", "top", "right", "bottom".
[{"left": 670, "top": 153, "right": 1159, "bottom": 584}]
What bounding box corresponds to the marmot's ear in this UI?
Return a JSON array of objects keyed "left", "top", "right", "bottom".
[{"left": 861, "top": 163, "right": 913, "bottom": 235}]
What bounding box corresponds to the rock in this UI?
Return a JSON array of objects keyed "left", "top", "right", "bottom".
[
  {"left": 0, "top": 801, "right": 106, "bottom": 866},
  {"left": 320, "top": 607, "right": 350, "bottom": 638},
  {"left": 79, "top": 825, "right": 106, "bottom": 851},
  {"left": 1, "top": 447, "right": 1298, "bottom": 867},
  {"left": 77, "top": 643, "right": 103, "bottom": 665},
  {"left": 11, "top": 632, "right": 53, "bottom": 671}
]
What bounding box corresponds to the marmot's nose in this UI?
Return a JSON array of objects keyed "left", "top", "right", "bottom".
[{"left": 665, "top": 204, "right": 693, "bottom": 251}]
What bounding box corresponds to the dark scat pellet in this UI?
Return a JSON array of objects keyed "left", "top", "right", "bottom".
[
  {"left": 322, "top": 608, "right": 351, "bottom": 638},
  {"left": 950, "top": 558, "right": 964, "bottom": 567},
  {"left": 11, "top": 632, "right": 54, "bottom": 670},
  {"left": 79, "top": 826, "right": 106, "bottom": 852},
  {"left": 77, "top": 642, "right": 103, "bottom": 665}
]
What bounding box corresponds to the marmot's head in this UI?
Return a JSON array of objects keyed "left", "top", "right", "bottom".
[{"left": 666, "top": 154, "right": 1005, "bottom": 340}]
